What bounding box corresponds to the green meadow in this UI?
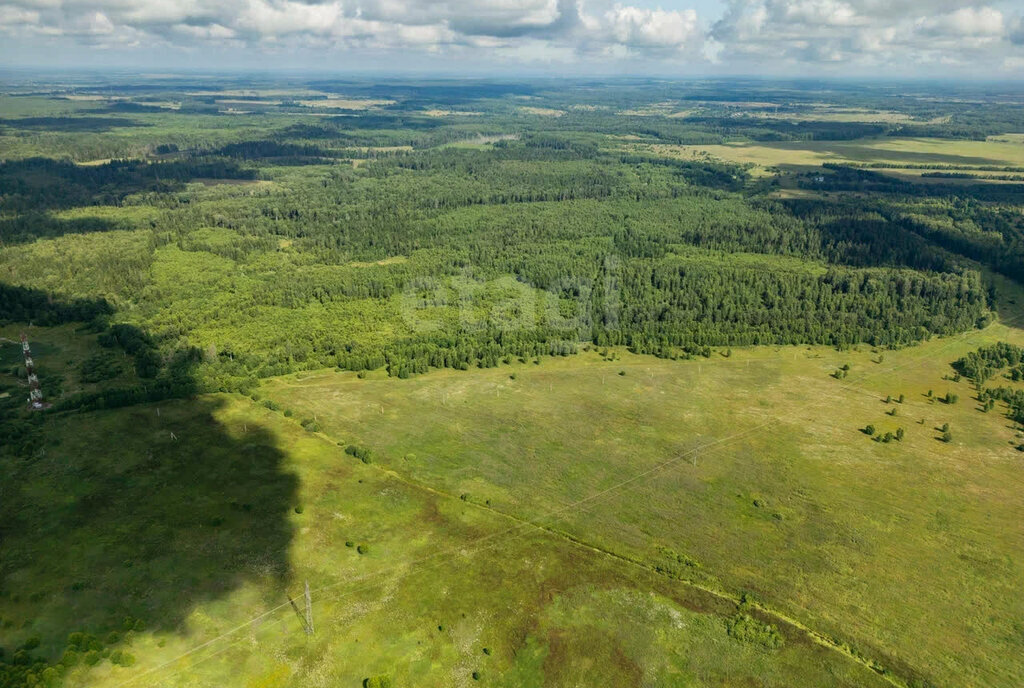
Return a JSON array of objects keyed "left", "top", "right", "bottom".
[
  {"left": 630, "top": 137, "right": 1024, "bottom": 178},
  {"left": 3, "top": 76, "right": 1024, "bottom": 688},
  {"left": 4, "top": 315, "right": 1023, "bottom": 687},
  {"left": 256, "top": 321, "right": 1024, "bottom": 687},
  {"left": 1, "top": 328, "right": 893, "bottom": 688}
]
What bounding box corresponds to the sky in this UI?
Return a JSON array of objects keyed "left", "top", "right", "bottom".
[{"left": 0, "top": 0, "right": 1022, "bottom": 78}]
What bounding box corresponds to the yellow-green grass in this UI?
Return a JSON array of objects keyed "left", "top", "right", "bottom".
[
  {"left": 630, "top": 137, "right": 1024, "bottom": 176},
  {"left": 1, "top": 388, "right": 888, "bottom": 688},
  {"left": 748, "top": 108, "right": 940, "bottom": 124},
  {"left": 297, "top": 98, "right": 395, "bottom": 110},
  {"left": 260, "top": 321, "right": 1024, "bottom": 687},
  {"left": 517, "top": 106, "right": 565, "bottom": 117}
]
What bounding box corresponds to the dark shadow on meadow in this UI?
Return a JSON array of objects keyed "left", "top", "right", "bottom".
[{"left": 0, "top": 290, "right": 298, "bottom": 668}]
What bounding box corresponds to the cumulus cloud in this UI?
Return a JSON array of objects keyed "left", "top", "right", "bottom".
[
  {"left": 712, "top": 0, "right": 1023, "bottom": 72},
  {"left": 604, "top": 5, "right": 699, "bottom": 54},
  {"left": 0, "top": 0, "right": 1019, "bottom": 72},
  {"left": 917, "top": 6, "right": 1003, "bottom": 37},
  {"left": 0, "top": 4, "right": 40, "bottom": 24},
  {"left": 0, "top": 0, "right": 703, "bottom": 59}
]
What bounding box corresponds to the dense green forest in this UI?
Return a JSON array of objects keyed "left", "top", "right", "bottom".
[{"left": 1, "top": 77, "right": 1022, "bottom": 405}]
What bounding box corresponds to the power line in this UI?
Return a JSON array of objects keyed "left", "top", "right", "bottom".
[{"left": 112, "top": 313, "right": 1021, "bottom": 685}]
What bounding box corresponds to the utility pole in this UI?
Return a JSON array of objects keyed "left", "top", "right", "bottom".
[{"left": 20, "top": 334, "right": 46, "bottom": 410}]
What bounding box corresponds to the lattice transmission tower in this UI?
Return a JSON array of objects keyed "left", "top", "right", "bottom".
[{"left": 20, "top": 333, "right": 47, "bottom": 410}]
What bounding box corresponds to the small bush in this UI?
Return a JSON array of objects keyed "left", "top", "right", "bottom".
[
  {"left": 345, "top": 445, "right": 373, "bottom": 463},
  {"left": 79, "top": 353, "right": 124, "bottom": 383},
  {"left": 262, "top": 399, "right": 280, "bottom": 411},
  {"left": 357, "top": 544, "right": 369, "bottom": 555},
  {"left": 363, "top": 676, "right": 392, "bottom": 688},
  {"left": 725, "top": 612, "right": 784, "bottom": 650}
]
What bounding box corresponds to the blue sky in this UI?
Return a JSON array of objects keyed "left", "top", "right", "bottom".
[{"left": 0, "top": 1, "right": 1022, "bottom": 77}]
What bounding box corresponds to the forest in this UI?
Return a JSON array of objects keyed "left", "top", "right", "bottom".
[{"left": 3, "top": 77, "right": 1022, "bottom": 406}]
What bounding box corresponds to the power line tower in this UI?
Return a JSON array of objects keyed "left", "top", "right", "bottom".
[{"left": 20, "top": 333, "right": 47, "bottom": 410}]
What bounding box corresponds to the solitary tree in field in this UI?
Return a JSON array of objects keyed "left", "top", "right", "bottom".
[
  {"left": 942, "top": 430, "right": 953, "bottom": 443},
  {"left": 896, "top": 428, "right": 905, "bottom": 441}
]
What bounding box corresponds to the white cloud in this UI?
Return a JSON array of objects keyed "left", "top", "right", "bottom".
[
  {"left": 74, "top": 10, "right": 114, "bottom": 35},
  {"left": 173, "top": 21, "right": 235, "bottom": 39},
  {"left": 776, "top": 0, "right": 863, "bottom": 27},
  {"left": 0, "top": 0, "right": 1019, "bottom": 72},
  {"left": 0, "top": 4, "right": 40, "bottom": 25},
  {"left": 712, "top": 1, "right": 1023, "bottom": 72},
  {"left": 604, "top": 5, "right": 700, "bottom": 53},
  {"left": 917, "top": 6, "right": 1003, "bottom": 37},
  {"left": 237, "top": 0, "right": 343, "bottom": 37}
]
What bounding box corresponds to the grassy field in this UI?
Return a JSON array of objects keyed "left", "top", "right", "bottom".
[
  {"left": 4, "top": 274, "right": 1024, "bottom": 688},
  {"left": 627, "top": 137, "right": 1024, "bottom": 177},
  {"left": 257, "top": 318, "right": 1024, "bottom": 687},
  {"left": 0, "top": 330, "right": 892, "bottom": 688}
]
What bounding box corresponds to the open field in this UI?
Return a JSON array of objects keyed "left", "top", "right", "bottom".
[
  {"left": 628, "top": 137, "right": 1024, "bottom": 177},
  {"left": 8, "top": 315, "right": 1024, "bottom": 687},
  {"left": 297, "top": 98, "right": 396, "bottom": 110},
  {"left": 259, "top": 320, "right": 1024, "bottom": 687},
  {"left": 0, "top": 326, "right": 892, "bottom": 688}
]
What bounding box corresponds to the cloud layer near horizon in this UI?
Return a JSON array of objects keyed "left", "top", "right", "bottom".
[{"left": 0, "top": 0, "right": 1021, "bottom": 75}]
